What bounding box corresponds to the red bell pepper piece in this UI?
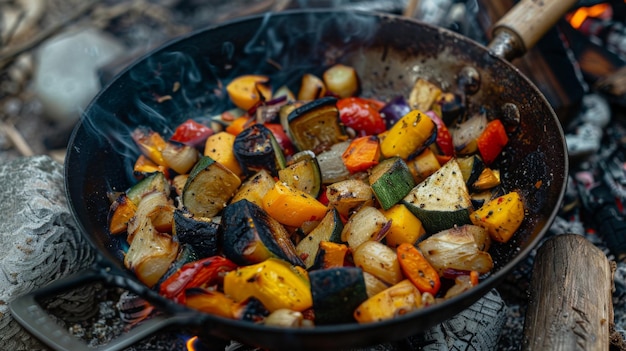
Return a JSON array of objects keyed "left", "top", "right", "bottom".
[
  {"left": 264, "top": 123, "right": 296, "bottom": 157},
  {"left": 337, "top": 97, "right": 386, "bottom": 135},
  {"left": 476, "top": 119, "right": 509, "bottom": 165},
  {"left": 426, "top": 111, "right": 455, "bottom": 156},
  {"left": 170, "top": 119, "right": 213, "bottom": 147},
  {"left": 159, "top": 256, "right": 238, "bottom": 304}
]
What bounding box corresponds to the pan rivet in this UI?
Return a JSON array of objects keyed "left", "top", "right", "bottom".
[{"left": 457, "top": 66, "right": 480, "bottom": 96}]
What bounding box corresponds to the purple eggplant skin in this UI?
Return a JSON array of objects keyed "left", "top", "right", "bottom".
[{"left": 380, "top": 96, "right": 411, "bottom": 129}]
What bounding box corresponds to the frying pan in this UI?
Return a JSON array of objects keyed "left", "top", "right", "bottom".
[{"left": 10, "top": 0, "right": 572, "bottom": 350}]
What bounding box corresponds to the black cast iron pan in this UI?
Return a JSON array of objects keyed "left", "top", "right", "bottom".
[{"left": 11, "top": 1, "right": 572, "bottom": 350}]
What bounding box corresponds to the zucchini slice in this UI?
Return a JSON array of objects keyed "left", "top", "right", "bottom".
[
  {"left": 278, "top": 150, "right": 322, "bottom": 198},
  {"left": 127, "top": 171, "right": 170, "bottom": 205},
  {"left": 287, "top": 96, "right": 348, "bottom": 154},
  {"left": 182, "top": 156, "right": 242, "bottom": 218},
  {"left": 402, "top": 158, "right": 472, "bottom": 234},
  {"left": 369, "top": 157, "right": 416, "bottom": 210},
  {"left": 456, "top": 155, "right": 485, "bottom": 192},
  {"left": 221, "top": 199, "right": 304, "bottom": 267},
  {"left": 309, "top": 267, "right": 368, "bottom": 324},
  {"left": 233, "top": 123, "right": 286, "bottom": 177},
  {"left": 295, "top": 208, "right": 343, "bottom": 269}
]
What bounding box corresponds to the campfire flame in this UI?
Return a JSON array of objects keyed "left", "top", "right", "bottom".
[
  {"left": 567, "top": 3, "right": 612, "bottom": 29},
  {"left": 186, "top": 335, "right": 199, "bottom": 351}
]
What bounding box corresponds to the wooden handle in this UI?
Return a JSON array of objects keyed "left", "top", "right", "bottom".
[
  {"left": 522, "top": 234, "right": 613, "bottom": 351},
  {"left": 489, "top": 0, "right": 578, "bottom": 60}
]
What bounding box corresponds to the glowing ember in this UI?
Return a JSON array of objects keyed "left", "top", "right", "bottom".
[{"left": 567, "top": 3, "right": 612, "bottom": 29}]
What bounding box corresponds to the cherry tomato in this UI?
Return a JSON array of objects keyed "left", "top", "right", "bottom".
[
  {"left": 170, "top": 119, "right": 213, "bottom": 147},
  {"left": 264, "top": 123, "right": 296, "bottom": 157},
  {"left": 337, "top": 97, "right": 386, "bottom": 135}
]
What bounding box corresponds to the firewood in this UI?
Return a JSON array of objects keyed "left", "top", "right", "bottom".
[{"left": 522, "top": 234, "right": 613, "bottom": 351}]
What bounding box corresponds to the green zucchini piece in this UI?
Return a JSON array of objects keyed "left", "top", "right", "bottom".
[
  {"left": 221, "top": 199, "right": 305, "bottom": 267},
  {"left": 402, "top": 158, "right": 472, "bottom": 234},
  {"left": 278, "top": 150, "right": 322, "bottom": 198},
  {"left": 233, "top": 124, "right": 286, "bottom": 177},
  {"left": 173, "top": 209, "right": 220, "bottom": 258},
  {"left": 287, "top": 96, "right": 348, "bottom": 154},
  {"left": 309, "top": 267, "right": 368, "bottom": 324},
  {"left": 295, "top": 208, "right": 343, "bottom": 269},
  {"left": 182, "top": 156, "right": 241, "bottom": 218},
  {"left": 456, "top": 155, "right": 485, "bottom": 192},
  {"left": 127, "top": 171, "right": 170, "bottom": 205},
  {"left": 369, "top": 157, "right": 416, "bottom": 210}
]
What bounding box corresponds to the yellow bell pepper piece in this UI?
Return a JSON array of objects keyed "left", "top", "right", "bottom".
[
  {"left": 470, "top": 191, "right": 524, "bottom": 243},
  {"left": 382, "top": 204, "right": 426, "bottom": 248},
  {"left": 353, "top": 279, "right": 422, "bottom": 323},
  {"left": 204, "top": 131, "right": 243, "bottom": 177},
  {"left": 226, "top": 75, "right": 272, "bottom": 111},
  {"left": 224, "top": 258, "right": 312, "bottom": 312},
  {"left": 380, "top": 110, "right": 435, "bottom": 160},
  {"left": 262, "top": 181, "right": 328, "bottom": 228}
]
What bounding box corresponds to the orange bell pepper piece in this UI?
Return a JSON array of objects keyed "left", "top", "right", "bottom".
[
  {"left": 262, "top": 182, "right": 328, "bottom": 228},
  {"left": 225, "top": 115, "right": 252, "bottom": 136},
  {"left": 397, "top": 242, "right": 441, "bottom": 295},
  {"left": 341, "top": 135, "right": 381, "bottom": 173}
]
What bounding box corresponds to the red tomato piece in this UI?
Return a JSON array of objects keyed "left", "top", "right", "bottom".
[
  {"left": 170, "top": 119, "right": 213, "bottom": 147},
  {"left": 476, "top": 119, "right": 509, "bottom": 165},
  {"left": 337, "top": 97, "right": 386, "bottom": 135}
]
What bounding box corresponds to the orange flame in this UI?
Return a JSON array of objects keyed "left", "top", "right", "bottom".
[
  {"left": 567, "top": 3, "right": 612, "bottom": 29},
  {"left": 186, "top": 336, "right": 199, "bottom": 351}
]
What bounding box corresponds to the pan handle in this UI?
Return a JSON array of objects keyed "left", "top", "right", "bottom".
[
  {"left": 9, "top": 266, "right": 187, "bottom": 351},
  {"left": 488, "top": 0, "right": 578, "bottom": 61}
]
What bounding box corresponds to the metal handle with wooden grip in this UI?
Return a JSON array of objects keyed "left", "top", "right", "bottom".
[{"left": 488, "top": 0, "right": 579, "bottom": 61}]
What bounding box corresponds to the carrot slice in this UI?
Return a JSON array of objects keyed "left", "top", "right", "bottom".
[
  {"left": 397, "top": 242, "right": 441, "bottom": 295},
  {"left": 341, "top": 135, "right": 380, "bottom": 173}
]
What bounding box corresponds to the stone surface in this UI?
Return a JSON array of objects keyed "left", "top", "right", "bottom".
[{"left": 0, "top": 155, "right": 96, "bottom": 350}]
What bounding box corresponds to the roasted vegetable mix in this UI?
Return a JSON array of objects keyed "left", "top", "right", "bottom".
[{"left": 108, "top": 64, "right": 526, "bottom": 326}]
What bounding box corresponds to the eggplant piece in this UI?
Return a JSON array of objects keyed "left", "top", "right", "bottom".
[
  {"left": 278, "top": 150, "right": 322, "bottom": 198},
  {"left": 309, "top": 267, "right": 368, "bottom": 324},
  {"left": 287, "top": 96, "right": 348, "bottom": 154},
  {"left": 173, "top": 209, "right": 220, "bottom": 258},
  {"left": 221, "top": 199, "right": 305, "bottom": 267},
  {"left": 182, "top": 156, "right": 242, "bottom": 218},
  {"left": 233, "top": 297, "right": 270, "bottom": 323},
  {"left": 233, "top": 123, "right": 286, "bottom": 177}
]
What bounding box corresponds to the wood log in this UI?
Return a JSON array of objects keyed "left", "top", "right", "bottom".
[{"left": 522, "top": 234, "right": 613, "bottom": 351}]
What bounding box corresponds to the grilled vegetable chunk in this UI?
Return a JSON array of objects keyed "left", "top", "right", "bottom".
[
  {"left": 295, "top": 208, "right": 343, "bottom": 269},
  {"left": 309, "top": 267, "right": 368, "bottom": 324},
  {"left": 234, "top": 123, "right": 286, "bottom": 177},
  {"left": 402, "top": 158, "right": 472, "bottom": 233},
  {"left": 418, "top": 224, "right": 493, "bottom": 275},
  {"left": 124, "top": 192, "right": 179, "bottom": 287},
  {"left": 182, "top": 156, "right": 241, "bottom": 218},
  {"left": 470, "top": 191, "right": 524, "bottom": 243},
  {"left": 221, "top": 199, "right": 304, "bottom": 267},
  {"left": 369, "top": 157, "right": 415, "bottom": 210},
  {"left": 173, "top": 209, "right": 220, "bottom": 258},
  {"left": 224, "top": 258, "right": 312, "bottom": 312},
  {"left": 354, "top": 279, "right": 422, "bottom": 323},
  {"left": 287, "top": 96, "right": 348, "bottom": 154}
]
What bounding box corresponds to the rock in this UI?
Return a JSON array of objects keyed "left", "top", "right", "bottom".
[
  {"left": 0, "top": 155, "right": 96, "bottom": 350},
  {"left": 33, "top": 27, "right": 125, "bottom": 125}
]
